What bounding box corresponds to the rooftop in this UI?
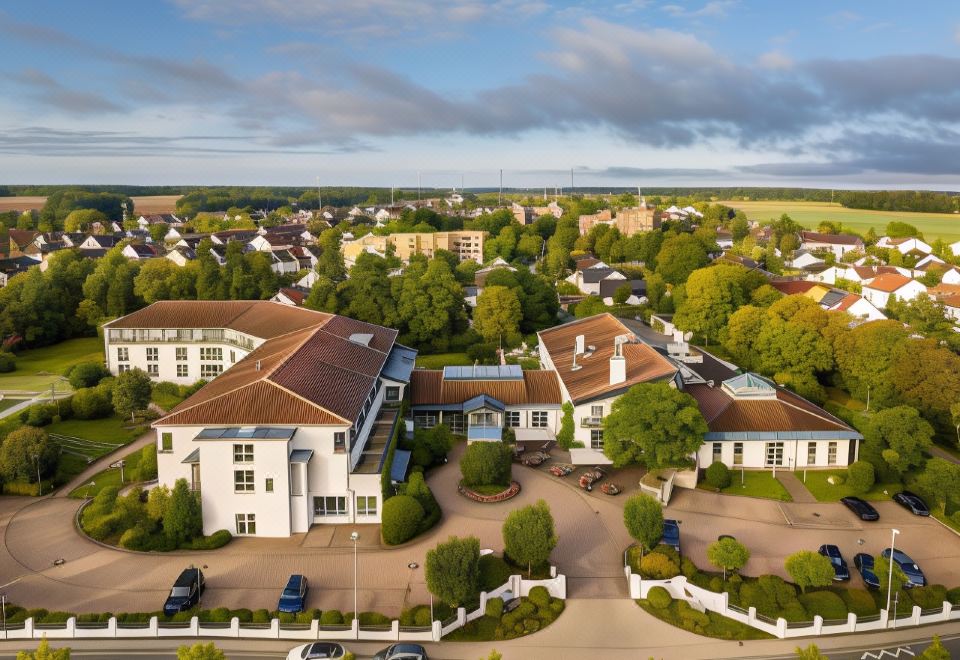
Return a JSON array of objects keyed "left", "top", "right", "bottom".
[
  {"left": 863, "top": 273, "right": 915, "bottom": 293},
  {"left": 410, "top": 369, "right": 562, "bottom": 406},
  {"left": 800, "top": 231, "right": 863, "bottom": 246}
]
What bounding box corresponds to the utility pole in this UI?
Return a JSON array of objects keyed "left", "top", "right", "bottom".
[
  {"left": 498, "top": 169, "right": 503, "bottom": 206},
  {"left": 417, "top": 171, "right": 421, "bottom": 201},
  {"left": 570, "top": 167, "right": 574, "bottom": 192}
]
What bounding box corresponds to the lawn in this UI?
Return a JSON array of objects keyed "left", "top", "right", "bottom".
[
  {"left": 718, "top": 200, "right": 960, "bottom": 243},
  {"left": 151, "top": 389, "right": 186, "bottom": 411},
  {"left": 47, "top": 416, "right": 146, "bottom": 487},
  {"left": 0, "top": 398, "right": 27, "bottom": 413},
  {"left": 0, "top": 337, "right": 103, "bottom": 394},
  {"left": 698, "top": 470, "right": 792, "bottom": 501},
  {"left": 415, "top": 352, "right": 471, "bottom": 369},
  {"left": 797, "top": 469, "right": 898, "bottom": 502},
  {"left": 68, "top": 446, "right": 146, "bottom": 498}
]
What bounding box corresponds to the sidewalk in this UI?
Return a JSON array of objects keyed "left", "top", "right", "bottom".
[
  {"left": 0, "top": 397, "right": 36, "bottom": 420},
  {"left": 775, "top": 471, "right": 816, "bottom": 503}
]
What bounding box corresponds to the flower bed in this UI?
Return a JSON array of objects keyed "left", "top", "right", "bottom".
[{"left": 458, "top": 481, "right": 520, "bottom": 503}]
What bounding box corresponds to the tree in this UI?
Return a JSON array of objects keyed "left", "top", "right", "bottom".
[
  {"left": 863, "top": 406, "right": 933, "bottom": 478},
  {"left": 381, "top": 495, "right": 425, "bottom": 545},
  {"left": 613, "top": 283, "right": 632, "bottom": 305},
  {"left": 67, "top": 361, "right": 110, "bottom": 389},
  {"left": 16, "top": 638, "right": 70, "bottom": 660},
  {"left": 147, "top": 484, "right": 171, "bottom": 523},
  {"left": 164, "top": 478, "right": 203, "bottom": 545},
  {"left": 833, "top": 320, "right": 910, "bottom": 408},
  {"left": 425, "top": 535, "right": 480, "bottom": 607},
  {"left": 394, "top": 257, "right": 468, "bottom": 350},
  {"left": 556, "top": 402, "right": 575, "bottom": 449},
  {"left": 63, "top": 208, "right": 108, "bottom": 233},
  {"left": 845, "top": 461, "right": 875, "bottom": 495},
  {"left": 502, "top": 500, "right": 557, "bottom": 576},
  {"left": 459, "top": 442, "right": 513, "bottom": 488},
  {"left": 304, "top": 274, "right": 339, "bottom": 313},
  {"left": 623, "top": 493, "right": 663, "bottom": 554},
  {"left": 707, "top": 537, "right": 750, "bottom": 580},
  {"left": 875, "top": 554, "right": 907, "bottom": 605},
  {"left": 0, "top": 426, "right": 54, "bottom": 482},
  {"left": 71, "top": 387, "right": 113, "bottom": 419},
  {"left": 573, "top": 295, "right": 608, "bottom": 318},
  {"left": 784, "top": 550, "right": 834, "bottom": 593},
  {"left": 112, "top": 368, "right": 153, "bottom": 421},
  {"left": 176, "top": 642, "right": 226, "bottom": 660},
  {"left": 673, "top": 265, "right": 761, "bottom": 344},
  {"left": 602, "top": 382, "right": 707, "bottom": 468},
  {"left": 794, "top": 644, "right": 829, "bottom": 660},
  {"left": 915, "top": 458, "right": 960, "bottom": 516},
  {"left": 473, "top": 285, "right": 522, "bottom": 347},
  {"left": 917, "top": 636, "right": 950, "bottom": 660},
  {"left": 655, "top": 233, "right": 710, "bottom": 285},
  {"left": 953, "top": 402, "right": 960, "bottom": 446}
]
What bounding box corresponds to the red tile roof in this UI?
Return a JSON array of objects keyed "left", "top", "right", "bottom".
[
  {"left": 685, "top": 383, "right": 854, "bottom": 433},
  {"left": 800, "top": 231, "right": 863, "bottom": 246},
  {"left": 769, "top": 280, "right": 818, "bottom": 295},
  {"left": 863, "top": 273, "right": 914, "bottom": 293}
]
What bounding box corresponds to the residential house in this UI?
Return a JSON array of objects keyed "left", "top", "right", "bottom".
[
  {"left": 211, "top": 229, "right": 259, "bottom": 245},
  {"left": 950, "top": 240, "right": 960, "bottom": 258},
  {"left": 599, "top": 277, "right": 645, "bottom": 306},
  {"left": 79, "top": 234, "right": 120, "bottom": 251},
  {"left": 166, "top": 247, "right": 196, "bottom": 267},
  {"left": 714, "top": 229, "right": 733, "bottom": 250},
  {"left": 122, "top": 243, "right": 163, "bottom": 260},
  {"left": 876, "top": 236, "right": 933, "bottom": 256},
  {"left": 799, "top": 231, "right": 864, "bottom": 259},
  {"left": 769, "top": 280, "right": 886, "bottom": 320},
  {"left": 929, "top": 284, "right": 960, "bottom": 323},
  {"left": 789, "top": 250, "right": 825, "bottom": 270},
  {"left": 7, "top": 230, "right": 40, "bottom": 258},
  {"left": 565, "top": 261, "right": 625, "bottom": 296},
  {"left": 138, "top": 214, "right": 183, "bottom": 230},
  {"left": 861, "top": 273, "right": 927, "bottom": 309},
  {"left": 272, "top": 287, "right": 309, "bottom": 307},
  {"left": 808, "top": 264, "right": 908, "bottom": 286},
  {"left": 268, "top": 249, "right": 301, "bottom": 275},
  {"left": 121, "top": 301, "right": 416, "bottom": 537},
  {"left": 578, "top": 203, "right": 660, "bottom": 236},
  {"left": 0, "top": 255, "right": 40, "bottom": 287},
  {"left": 341, "top": 231, "right": 487, "bottom": 265},
  {"left": 511, "top": 201, "right": 563, "bottom": 225}
]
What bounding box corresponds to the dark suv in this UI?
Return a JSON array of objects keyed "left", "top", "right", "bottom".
[{"left": 163, "top": 568, "right": 205, "bottom": 616}]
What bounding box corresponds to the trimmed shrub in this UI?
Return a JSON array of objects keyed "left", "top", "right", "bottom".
[
  {"left": 252, "top": 609, "right": 271, "bottom": 624},
  {"left": 647, "top": 586, "right": 673, "bottom": 609},
  {"left": 527, "top": 586, "right": 550, "bottom": 609},
  {"left": 846, "top": 461, "right": 875, "bottom": 495},
  {"left": 548, "top": 598, "right": 565, "bottom": 614},
  {"left": 25, "top": 403, "right": 55, "bottom": 427},
  {"left": 359, "top": 611, "right": 391, "bottom": 625},
  {"left": 909, "top": 585, "right": 948, "bottom": 609},
  {"left": 40, "top": 611, "right": 73, "bottom": 624},
  {"left": 680, "top": 557, "right": 698, "bottom": 579},
  {"left": 67, "top": 361, "right": 110, "bottom": 389},
  {"left": 71, "top": 387, "right": 113, "bottom": 419},
  {"left": 947, "top": 587, "right": 960, "bottom": 606},
  {"left": 320, "top": 610, "right": 344, "bottom": 625},
  {"left": 708, "top": 577, "right": 723, "bottom": 593},
  {"left": 705, "top": 461, "right": 731, "bottom": 489},
  {"left": 381, "top": 495, "right": 426, "bottom": 545},
  {"left": 0, "top": 352, "right": 15, "bottom": 373},
  {"left": 651, "top": 543, "right": 680, "bottom": 566},
  {"left": 640, "top": 552, "right": 680, "bottom": 580},
  {"left": 413, "top": 607, "right": 433, "bottom": 627},
  {"left": 485, "top": 597, "right": 504, "bottom": 619},
  {"left": 233, "top": 609, "right": 253, "bottom": 623},
  {"left": 459, "top": 441, "right": 513, "bottom": 488},
  {"left": 479, "top": 554, "right": 512, "bottom": 591},
  {"left": 515, "top": 601, "right": 536, "bottom": 619},
  {"left": 278, "top": 612, "right": 294, "bottom": 624},
  {"left": 118, "top": 525, "right": 149, "bottom": 550},
  {"left": 798, "top": 591, "right": 847, "bottom": 620},
  {"left": 207, "top": 607, "right": 232, "bottom": 622},
  {"left": 184, "top": 529, "right": 232, "bottom": 550},
  {"left": 139, "top": 444, "right": 158, "bottom": 481},
  {"left": 841, "top": 589, "right": 879, "bottom": 617}
]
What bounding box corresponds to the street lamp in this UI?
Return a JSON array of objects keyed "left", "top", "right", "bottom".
[
  {"left": 31, "top": 454, "right": 41, "bottom": 496},
  {"left": 1, "top": 592, "right": 6, "bottom": 633},
  {"left": 350, "top": 531, "right": 360, "bottom": 631},
  {"left": 885, "top": 528, "right": 900, "bottom": 624}
]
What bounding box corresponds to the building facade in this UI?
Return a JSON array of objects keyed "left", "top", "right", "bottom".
[{"left": 341, "top": 231, "right": 487, "bottom": 264}]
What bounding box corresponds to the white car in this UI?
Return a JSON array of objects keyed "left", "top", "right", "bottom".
[{"left": 286, "top": 642, "right": 348, "bottom": 660}]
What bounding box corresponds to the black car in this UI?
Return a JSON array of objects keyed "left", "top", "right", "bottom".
[
  {"left": 840, "top": 496, "right": 879, "bottom": 521},
  {"left": 372, "top": 644, "right": 429, "bottom": 660},
  {"left": 818, "top": 544, "right": 850, "bottom": 581},
  {"left": 854, "top": 553, "right": 880, "bottom": 589},
  {"left": 892, "top": 491, "right": 930, "bottom": 516},
  {"left": 163, "top": 568, "right": 205, "bottom": 616},
  {"left": 881, "top": 548, "right": 926, "bottom": 588}
]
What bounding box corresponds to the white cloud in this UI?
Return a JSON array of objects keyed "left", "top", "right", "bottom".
[
  {"left": 757, "top": 50, "right": 793, "bottom": 70},
  {"left": 661, "top": 1, "right": 736, "bottom": 19}
]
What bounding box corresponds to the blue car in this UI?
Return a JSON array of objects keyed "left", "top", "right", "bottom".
[
  {"left": 661, "top": 519, "right": 680, "bottom": 554},
  {"left": 881, "top": 548, "right": 926, "bottom": 588},
  {"left": 278, "top": 574, "right": 309, "bottom": 613},
  {"left": 854, "top": 553, "right": 880, "bottom": 589},
  {"left": 818, "top": 544, "right": 850, "bottom": 581}
]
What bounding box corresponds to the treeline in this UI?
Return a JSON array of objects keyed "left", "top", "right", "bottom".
[
  {"left": 2, "top": 185, "right": 195, "bottom": 196},
  {"left": 836, "top": 190, "right": 959, "bottom": 214},
  {"left": 175, "top": 187, "right": 421, "bottom": 216}
]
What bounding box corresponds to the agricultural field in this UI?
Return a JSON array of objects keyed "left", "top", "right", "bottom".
[
  {"left": 0, "top": 194, "right": 181, "bottom": 214},
  {"left": 719, "top": 200, "right": 960, "bottom": 243},
  {"left": 0, "top": 337, "right": 104, "bottom": 394},
  {"left": 0, "top": 195, "right": 46, "bottom": 212}
]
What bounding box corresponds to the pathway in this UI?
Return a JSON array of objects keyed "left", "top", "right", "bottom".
[
  {"left": 930, "top": 445, "right": 960, "bottom": 465},
  {"left": 53, "top": 430, "right": 155, "bottom": 497},
  {"left": 775, "top": 470, "right": 817, "bottom": 503},
  {"left": 0, "top": 397, "right": 36, "bottom": 420}
]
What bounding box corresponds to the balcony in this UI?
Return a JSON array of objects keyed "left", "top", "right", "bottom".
[
  {"left": 108, "top": 328, "right": 257, "bottom": 351},
  {"left": 581, "top": 416, "right": 603, "bottom": 428}
]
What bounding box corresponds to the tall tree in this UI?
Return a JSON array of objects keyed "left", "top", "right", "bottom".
[
  {"left": 502, "top": 500, "right": 558, "bottom": 577},
  {"left": 165, "top": 478, "right": 203, "bottom": 545},
  {"left": 112, "top": 368, "right": 153, "bottom": 422},
  {"left": 654, "top": 233, "right": 710, "bottom": 285},
  {"left": 784, "top": 550, "right": 834, "bottom": 593},
  {"left": 473, "top": 285, "right": 522, "bottom": 347},
  {"left": 862, "top": 406, "right": 933, "bottom": 479},
  {"left": 0, "top": 426, "right": 55, "bottom": 482},
  {"left": 425, "top": 535, "right": 480, "bottom": 607},
  {"left": 623, "top": 494, "right": 663, "bottom": 555},
  {"left": 673, "top": 264, "right": 762, "bottom": 344}
]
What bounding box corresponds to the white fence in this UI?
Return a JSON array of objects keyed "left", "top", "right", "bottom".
[
  {"left": 625, "top": 567, "right": 960, "bottom": 639},
  {"left": 0, "top": 572, "right": 566, "bottom": 643}
]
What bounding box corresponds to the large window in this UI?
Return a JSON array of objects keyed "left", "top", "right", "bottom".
[
  {"left": 385, "top": 386, "right": 400, "bottom": 402},
  {"left": 590, "top": 429, "right": 604, "bottom": 450},
  {"left": 531, "top": 411, "right": 549, "bottom": 428},
  {"left": 334, "top": 432, "right": 346, "bottom": 453},
  {"left": 356, "top": 496, "right": 377, "bottom": 516},
  {"left": 176, "top": 347, "right": 188, "bottom": 361},
  {"left": 314, "top": 496, "right": 347, "bottom": 516},
  {"left": 470, "top": 411, "right": 496, "bottom": 427},
  {"left": 235, "top": 513, "right": 256, "bottom": 535},
  {"left": 712, "top": 442, "right": 722, "bottom": 464},
  {"left": 733, "top": 442, "right": 743, "bottom": 466},
  {"left": 414, "top": 413, "right": 437, "bottom": 428},
  {"left": 160, "top": 432, "right": 173, "bottom": 452},
  {"left": 146, "top": 347, "right": 158, "bottom": 362},
  {"left": 233, "top": 444, "right": 254, "bottom": 463},
  {"left": 201, "top": 364, "right": 223, "bottom": 378},
  {"left": 234, "top": 470, "right": 255, "bottom": 493},
  {"left": 118, "top": 364, "right": 130, "bottom": 373},
  {"left": 117, "top": 347, "right": 129, "bottom": 362},
  {"left": 505, "top": 411, "right": 521, "bottom": 428},
  {"left": 200, "top": 347, "right": 222, "bottom": 361},
  {"left": 765, "top": 442, "right": 784, "bottom": 467},
  {"left": 827, "top": 441, "right": 838, "bottom": 466},
  {"left": 177, "top": 364, "right": 189, "bottom": 378},
  {"left": 807, "top": 442, "right": 817, "bottom": 466}
]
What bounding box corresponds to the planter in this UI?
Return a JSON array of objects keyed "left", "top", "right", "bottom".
[{"left": 458, "top": 481, "right": 521, "bottom": 503}]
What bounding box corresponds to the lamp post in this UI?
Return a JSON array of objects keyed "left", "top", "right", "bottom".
[
  {"left": 885, "top": 528, "right": 900, "bottom": 624},
  {"left": 31, "top": 454, "right": 41, "bottom": 496},
  {"left": 350, "top": 531, "right": 359, "bottom": 631},
  {"left": 2, "top": 592, "right": 6, "bottom": 632}
]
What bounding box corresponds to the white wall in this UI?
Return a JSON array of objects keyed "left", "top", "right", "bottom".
[
  {"left": 696, "top": 438, "right": 856, "bottom": 469},
  {"left": 105, "top": 341, "right": 249, "bottom": 384}
]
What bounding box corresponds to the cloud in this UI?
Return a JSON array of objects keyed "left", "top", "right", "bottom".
[
  {"left": 661, "top": 1, "right": 736, "bottom": 19},
  {"left": 757, "top": 50, "right": 793, "bottom": 70},
  {"left": 8, "top": 69, "right": 123, "bottom": 114}
]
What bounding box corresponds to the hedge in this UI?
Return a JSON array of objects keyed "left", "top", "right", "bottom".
[
  {"left": 705, "top": 462, "right": 731, "bottom": 489},
  {"left": 647, "top": 586, "right": 673, "bottom": 609},
  {"left": 840, "top": 588, "right": 879, "bottom": 616},
  {"left": 798, "top": 591, "right": 847, "bottom": 620},
  {"left": 380, "top": 495, "right": 425, "bottom": 545}
]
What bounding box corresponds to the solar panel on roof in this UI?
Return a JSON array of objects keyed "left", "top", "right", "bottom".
[
  {"left": 193, "top": 427, "right": 296, "bottom": 440},
  {"left": 442, "top": 365, "right": 523, "bottom": 380}
]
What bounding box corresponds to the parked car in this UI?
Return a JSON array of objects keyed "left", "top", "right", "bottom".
[
  {"left": 840, "top": 496, "right": 879, "bottom": 521},
  {"left": 163, "top": 568, "right": 205, "bottom": 616},
  {"left": 661, "top": 519, "right": 681, "bottom": 554},
  {"left": 600, "top": 482, "right": 622, "bottom": 496},
  {"left": 278, "top": 574, "right": 309, "bottom": 613},
  {"left": 881, "top": 548, "right": 926, "bottom": 588},
  {"left": 549, "top": 463, "right": 575, "bottom": 477},
  {"left": 892, "top": 491, "right": 930, "bottom": 516},
  {"left": 578, "top": 466, "right": 606, "bottom": 491},
  {"left": 854, "top": 553, "right": 880, "bottom": 589},
  {"left": 287, "top": 643, "right": 347, "bottom": 659},
  {"left": 372, "top": 644, "right": 429, "bottom": 660},
  {"left": 521, "top": 451, "right": 550, "bottom": 467},
  {"left": 818, "top": 544, "right": 850, "bottom": 581}
]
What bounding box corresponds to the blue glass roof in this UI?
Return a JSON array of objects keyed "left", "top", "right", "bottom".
[
  {"left": 382, "top": 344, "right": 417, "bottom": 383},
  {"left": 443, "top": 365, "right": 523, "bottom": 381},
  {"left": 391, "top": 449, "right": 412, "bottom": 482}
]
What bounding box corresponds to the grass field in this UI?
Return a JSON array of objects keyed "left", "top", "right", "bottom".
[
  {"left": 719, "top": 200, "right": 960, "bottom": 243},
  {"left": 0, "top": 195, "right": 181, "bottom": 214},
  {"left": 48, "top": 415, "right": 146, "bottom": 487},
  {"left": 796, "top": 469, "right": 898, "bottom": 502},
  {"left": 68, "top": 446, "right": 146, "bottom": 498},
  {"left": 0, "top": 398, "right": 26, "bottom": 413},
  {"left": 0, "top": 337, "right": 103, "bottom": 394},
  {"left": 698, "top": 470, "right": 793, "bottom": 501}
]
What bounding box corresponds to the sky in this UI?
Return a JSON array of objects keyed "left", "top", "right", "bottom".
[{"left": 2, "top": 1, "right": 960, "bottom": 190}]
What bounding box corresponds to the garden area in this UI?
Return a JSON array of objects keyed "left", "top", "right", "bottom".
[
  {"left": 68, "top": 444, "right": 157, "bottom": 498},
  {"left": 0, "top": 336, "right": 103, "bottom": 394},
  {"left": 697, "top": 463, "right": 792, "bottom": 502},
  {"left": 458, "top": 439, "right": 517, "bottom": 499},
  {"left": 797, "top": 468, "right": 898, "bottom": 502}
]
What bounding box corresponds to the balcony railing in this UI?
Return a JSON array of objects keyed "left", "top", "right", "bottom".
[
  {"left": 108, "top": 328, "right": 256, "bottom": 351},
  {"left": 581, "top": 416, "right": 603, "bottom": 428}
]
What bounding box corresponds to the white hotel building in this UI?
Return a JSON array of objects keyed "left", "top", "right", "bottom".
[{"left": 103, "top": 301, "right": 416, "bottom": 538}]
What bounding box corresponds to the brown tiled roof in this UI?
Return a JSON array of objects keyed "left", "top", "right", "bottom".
[
  {"left": 930, "top": 283, "right": 960, "bottom": 298},
  {"left": 685, "top": 383, "right": 853, "bottom": 433},
  {"left": 800, "top": 231, "right": 863, "bottom": 246},
  {"left": 277, "top": 287, "right": 307, "bottom": 306},
  {"left": 850, "top": 265, "right": 900, "bottom": 280},
  {"left": 769, "top": 280, "right": 818, "bottom": 296},
  {"left": 832, "top": 294, "right": 862, "bottom": 312},
  {"left": 8, "top": 230, "right": 39, "bottom": 249},
  {"left": 410, "top": 369, "right": 562, "bottom": 406},
  {"left": 863, "top": 273, "right": 913, "bottom": 293},
  {"left": 538, "top": 314, "right": 678, "bottom": 404},
  {"left": 103, "top": 300, "right": 330, "bottom": 340}
]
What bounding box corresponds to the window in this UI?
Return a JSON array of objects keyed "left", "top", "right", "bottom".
[
  {"left": 590, "top": 405, "right": 604, "bottom": 417},
  {"left": 117, "top": 347, "right": 129, "bottom": 362},
  {"left": 334, "top": 432, "right": 346, "bottom": 453},
  {"left": 265, "top": 478, "right": 274, "bottom": 493},
  {"left": 147, "top": 364, "right": 159, "bottom": 376},
  {"left": 175, "top": 347, "right": 187, "bottom": 361},
  {"left": 201, "top": 364, "right": 223, "bottom": 378},
  {"left": 118, "top": 364, "right": 130, "bottom": 373},
  {"left": 712, "top": 442, "right": 722, "bottom": 464},
  {"left": 765, "top": 442, "right": 784, "bottom": 467},
  {"left": 177, "top": 364, "right": 189, "bottom": 378},
  {"left": 470, "top": 411, "right": 496, "bottom": 427},
  {"left": 146, "top": 347, "right": 158, "bottom": 362},
  {"left": 385, "top": 386, "right": 400, "bottom": 402},
  {"left": 828, "top": 441, "right": 838, "bottom": 466},
  {"left": 314, "top": 496, "right": 347, "bottom": 516},
  {"left": 733, "top": 442, "right": 743, "bottom": 466},
  {"left": 414, "top": 414, "right": 437, "bottom": 428},
  {"left": 807, "top": 442, "right": 817, "bottom": 466},
  {"left": 356, "top": 495, "right": 377, "bottom": 516},
  {"left": 291, "top": 465, "right": 303, "bottom": 496},
  {"left": 160, "top": 432, "right": 173, "bottom": 452},
  {"left": 234, "top": 470, "right": 255, "bottom": 493},
  {"left": 590, "top": 429, "right": 604, "bottom": 450},
  {"left": 200, "top": 347, "right": 222, "bottom": 361},
  {"left": 505, "top": 411, "right": 521, "bottom": 428},
  {"left": 230, "top": 350, "right": 236, "bottom": 363},
  {"left": 235, "top": 513, "right": 256, "bottom": 535},
  {"left": 233, "top": 444, "right": 254, "bottom": 463},
  {"left": 531, "top": 411, "right": 548, "bottom": 428}
]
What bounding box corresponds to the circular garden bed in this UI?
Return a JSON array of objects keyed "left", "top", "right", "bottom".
[{"left": 458, "top": 480, "right": 521, "bottom": 503}]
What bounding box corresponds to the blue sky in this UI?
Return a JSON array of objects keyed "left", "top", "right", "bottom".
[{"left": 2, "top": 0, "right": 960, "bottom": 189}]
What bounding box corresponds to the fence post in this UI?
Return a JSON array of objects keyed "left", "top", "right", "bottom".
[
  {"left": 431, "top": 620, "right": 442, "bottom": 642},
  {"left": 775, "top": 617, "right": 787, "bottom": 639},
  {"left": 479, "top": 591, "right": 488, "bottom": 614},
  {"left": 747, "top": 607, "right": 757, "bottom": 626},
  {"left": 391, "top": 620, "right": 399, "bottom": 641},
  {"left": 310, "top": 618, "right": 319, "bottom": 639},
  {"left": 550, "top": 565, "right": 557, "bottom": 578},
  {"left": 65, "top": 617, "right": 76, "bottom": 637},
  {"left": 910, "top": 605, "right": 921, "bottom": 626},
  {"left": 269, "top": 618, "right": 279, "bottom": 639},
  {"left": 351, "top": 616, "right": 359, "bottom": 640},
  {"left": 148, "top": 616, "right": 157, "bottom": 638},
  {"left": 942, "top": 601, "right": 952, "bottom": 621},
  {"left": 457, "top": 607, "right": 466, "bottom": 627},
  {"left": 189, "top": 616, "right": 199, "bottom": 637},
  {"left": 812, "top": 615, "right": 823, "bottom": 635},
  {"left": 846, "top": 612, "right": 857, "bottom": 633},
  {"left": 24, "top": 617, "right": 33, "bottom": 640},
  {"left": 230, "top": 617, "right": 239, "bottom": 638}
]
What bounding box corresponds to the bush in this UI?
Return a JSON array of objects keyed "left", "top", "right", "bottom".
[
  {"left": 647, "top": 586, "right": 673, "bottom": 609},
  {"left": 24, "top": 403, "right": 55, "bottom": 427},
  {"left": 207, "top": 607, "right": 232, "bottom": 622},
  {"left": 705, "top": 461, "right": 731, "bottom": 489},
  {"left": 139, "top": 444, "right": 158, "bottom": 481},
  {"left": 479, "top": 555, "right": 512, "bottom": 591},
  {"left": 0, "top": 352, "right": 15, "bottom": 372},
  {"left": 460, "top": 441, "right": 513, "bottom": 488},
  {"left": 652, "top": 543, "right": 680, "bottom": 566},
  {"left": 71, "top": 387, "right": 113, "bottom": 419},
  {"left": 414, "top": 607, "right": 433, "bottom": 627},
  {"left": 527, "top": 586, "right": 551, "bottom": 609},
  {"left": 640, "top": 552, "right": 680, "bottom": 580},
  {"left": 485, "top": 597, "right": 504, "bottom": 619},
  {"left": 252, "top": 609, "right": 271, "bottom": 624},
  {"left": 320, "top": 610, "right": 344, "bottom": 625},
  {"left": 296, "top": 609, "right": 320, "bottom": 624},
  {"left": 798, "top": 591, "right": 847, "bottom": 620},
  {"left": 841, "top": 589, "right": 879, "bottom": 616},
  {"left": 846, "top": 461, "right": 875, "bottom": 495},
  {"left": 67, "top": 362, "right": 110, "bottom": 389},
  {"left": 183, "top": 529, "right": 232, "bottom": 550},
  {"left": 681, "top": 557, "right": 698, "bottom": 579},
  {"left": 909, "top": 585, "right": 948, "bottom": 609},
  {"left": 118, "top": 525, "right": 149, "bottom": 550},
  {"left": 359, "top": 611, "right": 391, "bottom": 625},
  {"left": 381, "top": 495, "right": 426, "bottom": 545},
  {"left": 947, "top": 587, "right": 960, "bottom": 606},
  {"left": 233, "top": 608, "right": 253, "bottom": 623},
  {"left": 708, "top": 577, "right": 723, "bottom": 593}
]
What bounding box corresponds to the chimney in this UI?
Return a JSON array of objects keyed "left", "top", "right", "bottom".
[
  {"left": 610, "top": 337, "right": 626, "bottom": 385},
  {"left": 575, "top": 334, "right": 585, "bottom": 355}
]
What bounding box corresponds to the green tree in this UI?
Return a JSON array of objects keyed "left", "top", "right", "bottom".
[
  {"left": 862, "top": 406, "right": 933, "bottom": 478},
  {"left": 67, "top": 361, "right": 110, "bottom": 389},
  {"left": 63, "top": 208, "right": 108, "bottom": 233},
  {"left": 304, "top": 274, "right": 339, "bottom": 313},
  {"left": 613, "top": 283, "right": 632, "bottom": 305},
  {"left": 623, "top": 493, "right": 663, "bottom": 554},
  {"left": 395, "top": 257, "right": 468, "bottom": 349},
  {"left": 890, "top": 339, "right": 960, "bottom": 436},
  {"left": 917, "top": 636, "right": 950, "bottom": 660},
  {"left": 459, "top": 441, "right": 513, "bottom": 488},
  {"left": 875, "top": 554, "right": 907, "bottom": 606},
  {"left": 164, "top": 478, "right": 203, "bottom": 545},
  {"left": 0, "top": 426, "right": 54, "bottom": 482},
  {"left": 784, "top": 550, "right": 834, "bottom": 593},
  {"left": 707, "top": 537, "right": 750, "bottom": 580},
  {"left": 573, "top": 295, "right": 608, "bottom": 318},
  {"left": 655, "top": 233, "right": 710, "bottom": 285},
  {"left": 425, "top": 535, "right": 480, "bottom": 607},
  {"left": 473, "top": 285, "right": 522, "bottom": 347},
  {"left": 602, "top": 382, "right": 707, "bottom": 468},
  {"left": 833, "top": 320, "right": 910, "bottom": 408},
  {"left": 673, "top": 264, "right": 761, "bottom": 344},
  {"left": 380, "top": 495, "right": 425, "bottom": 545},
  {"left": 915, "top": 458, "right": 960, "bottom": 516},
  {"left": 112, "top": 368, "right": 153, "bottom": 422},
  {"left": 502, "top": 499, "right": 557, "bottom": 577},
  {"left": 556, "top": 402, "right": 575, "bottom": 449},
  {"left": 845, "top": 461, "right": 875, "bottom": 495},
  {"left": 16, "top": 638, "right": 70, "bottom": 660},
  {"left": 952, "top": 402, "right": 960, "bottom": 445},
  {"left": 794, "top": 644, "right": 829, "bottom": 660},
  {"left": 176, "top": 642, "right": 226, "bottom": 660}
]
